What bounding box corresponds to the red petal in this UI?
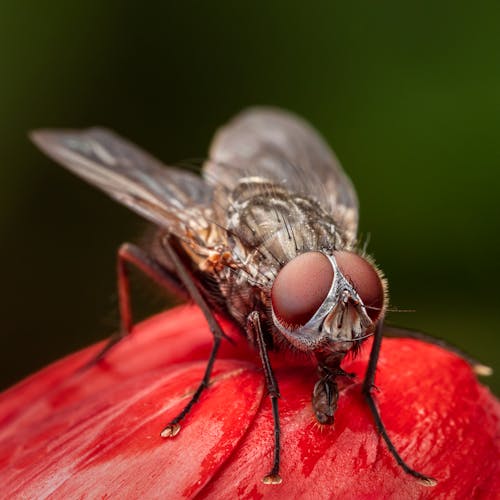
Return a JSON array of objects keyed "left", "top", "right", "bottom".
[
  {"left": 0, "top": 305, "right": 498, "bottom": 498},
  {"left": 204, "top": 339, "right": 500, "bottom": 498},
  {"left": 1, "top": 360, "right": 264, "bottom": 496},
  {"left": 0, "top": 306, "right": 248, "bottom": 428}
]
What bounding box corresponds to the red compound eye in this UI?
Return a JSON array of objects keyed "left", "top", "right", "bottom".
[
  {"left": 271, "top": 252, "right": 334, "bottom": 329},
  {"left": 333, "top": 251, "right": 384, "bottom": 321}
]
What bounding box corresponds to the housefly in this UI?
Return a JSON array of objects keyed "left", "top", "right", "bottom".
[{"left": 31, "top": 108, "right": 490, "bottom": 485}]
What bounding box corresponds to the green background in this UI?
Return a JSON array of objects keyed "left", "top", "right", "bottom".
[{"left": 0, "top": 2, "right": 498, "bottom": 393}]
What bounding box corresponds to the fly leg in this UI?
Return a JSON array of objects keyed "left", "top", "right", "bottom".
[
  {"left": 362, "top": 319, "right": 437, "bottom": 486},
  {"left": 247, "top": 311, "right": 282, "bottom": 485},
  {"left": 159, "top": 236, "right": 231, "bottom": 438},
  {"left": 82, "top": 242, "right": 187, "bottom": 368},
  {"left": 383, "top": 325, "right": 492, "bottom": 376}
]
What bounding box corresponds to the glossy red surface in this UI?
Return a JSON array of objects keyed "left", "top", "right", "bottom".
[{"left": 0, "top": 305, "right": 498, "bottom": 498}]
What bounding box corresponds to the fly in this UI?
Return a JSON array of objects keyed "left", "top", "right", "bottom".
[{"left": 31, "top": 107, "right": 490, "bottom": 485}]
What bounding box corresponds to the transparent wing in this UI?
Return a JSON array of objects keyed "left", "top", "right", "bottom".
[
  {"left": 30, "top": 128, "right": 214, "bottom": 236},
  {"left": 204, "top": 107, "right": 359, "bottom": 237}
]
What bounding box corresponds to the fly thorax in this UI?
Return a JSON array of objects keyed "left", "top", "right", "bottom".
[{"left": 226, "top": 177, "right": 347, "bottom": 275}]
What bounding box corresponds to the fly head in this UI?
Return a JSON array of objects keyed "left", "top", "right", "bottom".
[{"left": 271, "top": 251, "right": 386, "bottom": 356}]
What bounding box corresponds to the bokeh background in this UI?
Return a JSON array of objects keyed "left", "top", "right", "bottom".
[{"left": 1, "top": 2, "right": 498, "bottom": 393}]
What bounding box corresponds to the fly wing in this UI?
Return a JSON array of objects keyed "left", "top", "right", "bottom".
[
  {"left": 204, "top": 107, "right": 359, "bottom": 239},
  {"left": 30, "top": 128, "right": 214, "bottom": 237}
]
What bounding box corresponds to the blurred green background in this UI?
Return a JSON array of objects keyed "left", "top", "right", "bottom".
[{"left": 0, "top": 2, "right": 498, "bottom": 393}]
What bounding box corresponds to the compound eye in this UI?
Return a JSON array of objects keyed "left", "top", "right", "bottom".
[
  {"left": 333, "top": 251, "right": 385, "bottom": 321},
  {"left": 271, "top": 252, "right": 334, "bottom": 329}
]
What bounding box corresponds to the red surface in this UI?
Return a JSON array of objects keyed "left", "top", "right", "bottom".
[{"left": 0, "top": 304, "right": 498, "bottom": 499}]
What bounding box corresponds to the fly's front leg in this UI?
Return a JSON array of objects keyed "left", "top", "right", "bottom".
[
  {"left": 362, "top": 318, "right": 437, "bottom": 486},
  {"left": 247, "top": 311, "right": 282, "bottom": 485},
  {"left": 83, "top": 242, "right": 187, "bottom": 367}
]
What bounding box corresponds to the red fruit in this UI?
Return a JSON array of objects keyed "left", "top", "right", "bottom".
[{"left": 0, "top": 305, "right": 498, "bottom": 498}]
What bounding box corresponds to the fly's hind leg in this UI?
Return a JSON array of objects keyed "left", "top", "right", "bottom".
[
  {"left": 84, "top": 236, "right": 231, "bottom": 441},
  {"left": 383, "top": 325, "right": 492, "bottom": 376},
  {"left": 82, "top": 242, "right": 187, "bottom": 368}
]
